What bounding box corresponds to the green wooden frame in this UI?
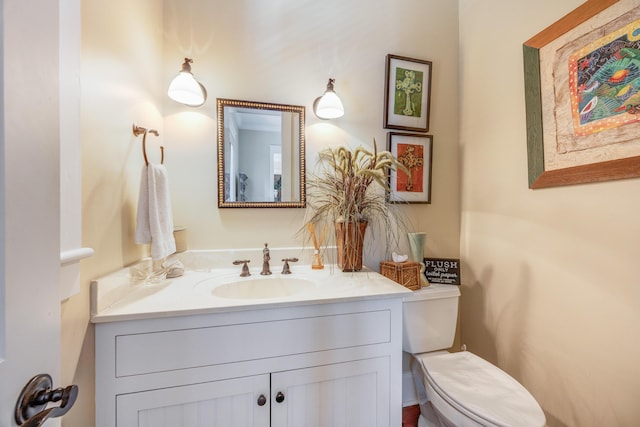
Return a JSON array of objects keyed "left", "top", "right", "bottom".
[{"left": 523, "top": 0, "right": 640, "bottom": 189}]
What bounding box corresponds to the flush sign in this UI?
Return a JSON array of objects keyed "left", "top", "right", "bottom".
[{"left": 423, "top": 258, "right": 460, "bottom": 285}]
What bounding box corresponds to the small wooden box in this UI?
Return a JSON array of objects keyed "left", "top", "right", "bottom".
[{"left": 380, "top": 261, "right": 423, "bottom": 291}]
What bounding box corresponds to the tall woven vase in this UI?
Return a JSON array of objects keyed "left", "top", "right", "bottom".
[
  {"left": 335, "top": 221, "right": 367, "bottom": 272},
  {"left": 408, "top": 232, "right": 428, "bottom": 286}
]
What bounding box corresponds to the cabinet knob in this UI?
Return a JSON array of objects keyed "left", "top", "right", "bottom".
[
  {"left": 257, "top": 394, "right": 267, "bottom": 406},
  {"left": 275, "top": 391, "right": 285, "bottom": 403}
]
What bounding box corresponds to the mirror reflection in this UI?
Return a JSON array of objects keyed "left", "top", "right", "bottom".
[{"left": 217, "top": 99, "right": 306, "bottom": 208}]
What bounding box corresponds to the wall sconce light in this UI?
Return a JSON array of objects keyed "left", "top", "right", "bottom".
[
  {"left": 313, "top": 78, "right": 344, "bottom": 119},
  {"left": 168, "top": 58, "right": 207, "bottom": 107}
]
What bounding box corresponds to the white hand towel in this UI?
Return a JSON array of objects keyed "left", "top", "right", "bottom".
[{"left": 135, "top": 164, "right": 176, "bottom": 260}]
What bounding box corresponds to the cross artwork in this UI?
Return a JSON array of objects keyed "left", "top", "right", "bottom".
[
  {"left": 395, "top": 68, "right": 423, "bottom": 117},
  {"left": 397, "top": 144, "right": 424, "bottom": 192}
]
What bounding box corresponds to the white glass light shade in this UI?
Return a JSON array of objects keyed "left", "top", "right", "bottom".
[
  {"left": 168, "top": 58, "right": 207, "bottom": 107},
  {"left": 313, "top": 78, "right": 344, "bottom": 119}
]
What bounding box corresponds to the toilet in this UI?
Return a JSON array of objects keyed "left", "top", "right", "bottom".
[{"left": 403, "top": 284, "right": 546, "bottom": 427}]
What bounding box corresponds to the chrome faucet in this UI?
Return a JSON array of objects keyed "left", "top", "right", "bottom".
[
  {"left": 233, "top": 260, "right": 251, "bottom": 277},
  {"left": 281, "top": 258, "right": 299, "bottom": 274},
  {"left": 260, "top": 243, "right": 272, "bottom": 275}
]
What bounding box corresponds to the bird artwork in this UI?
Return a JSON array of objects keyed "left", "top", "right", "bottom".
[{"left": 570, "top": 19, "right": 640, "bottom": 136}]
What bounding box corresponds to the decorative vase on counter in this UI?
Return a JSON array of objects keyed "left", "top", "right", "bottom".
[
  {"left": 408, "top": 232, "right": 428, "bottom": 286},
  {"left": 336, "top": 221, "right": 367, "bottom": 272}
]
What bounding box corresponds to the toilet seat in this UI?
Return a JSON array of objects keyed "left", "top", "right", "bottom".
[{"left": 416, "top": 352, "right": 546, "bottom": 427}]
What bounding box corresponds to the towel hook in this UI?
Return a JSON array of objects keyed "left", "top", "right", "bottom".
[{"left": 132, "top": 124, "right": 163, "bottom": 166}]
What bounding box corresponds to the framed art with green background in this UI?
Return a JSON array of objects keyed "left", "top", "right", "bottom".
[{"left": 384, "top": 54, "right": 432, "bottom": 132}]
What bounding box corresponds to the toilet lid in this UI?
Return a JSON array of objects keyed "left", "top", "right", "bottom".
[{"left": 418, "top": 352, "right": 546, "bottom": 427}]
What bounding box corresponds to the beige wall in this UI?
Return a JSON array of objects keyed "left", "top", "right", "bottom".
[
  {"left": 62, "top": 1, "right": 460, "bottom": 424},
  {"left": 61, "top": 0, "right": 163, "bottom": 424},
  {"left": 459, "top": 1, "right": 640, "bottom": 426},
  {"left": 161, "top": 0, "right": 460, "bottom": 260}
]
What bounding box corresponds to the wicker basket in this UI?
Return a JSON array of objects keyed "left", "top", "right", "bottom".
[{"left": 380, "top": 261, "right": 423, "bottom": 291}]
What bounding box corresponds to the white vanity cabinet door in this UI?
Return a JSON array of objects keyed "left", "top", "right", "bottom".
[
  {"left": 271, "top": 357, "right": 390, "bottom": 426},
  {"left": 95, "top": 297, "right": 403, "bottom": 426},
  {"left": 117, "top": 374, "right": 270, "bottom": 427}
]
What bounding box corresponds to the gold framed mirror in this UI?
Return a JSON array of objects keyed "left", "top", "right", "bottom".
[{"left": 217, "top": 99, "right": 306, "bottom": 208}]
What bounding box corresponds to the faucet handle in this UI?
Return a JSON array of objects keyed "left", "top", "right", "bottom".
[
  {"left": 233, "top": 260, "right": 251, "bottom": 277},
  {"left": 281, "top": 258, "right": 299, "bottom": 275}
]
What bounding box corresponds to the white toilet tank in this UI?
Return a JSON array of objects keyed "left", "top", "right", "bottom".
[{"left": 402, "top": 284, "right": 460, "bottom": 354}]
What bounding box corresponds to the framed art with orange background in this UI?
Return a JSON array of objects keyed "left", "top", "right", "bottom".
[{"left": 387, "top": 132, "right": 433, "bottom": 203}]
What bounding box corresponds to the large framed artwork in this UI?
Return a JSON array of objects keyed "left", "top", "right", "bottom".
[
  {"left": 384, "top": 54, "right": 432, "bottom": 132},
  {"left": 387, "top": 132, "right": 433, "bottom": 204},
  {"left": 523, "top": 0, "right": 640, "bottom": 188}
]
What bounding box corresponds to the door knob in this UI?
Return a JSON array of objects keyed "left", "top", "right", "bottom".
[
  {"left": 275, "top": 391, "right": 285, "bottom": 403},
  {"left": 15, "top": 374, "right": 78, "bottom": 426},
  {"left": 257, "top": 394, "right": 267, "bottom": 406}
]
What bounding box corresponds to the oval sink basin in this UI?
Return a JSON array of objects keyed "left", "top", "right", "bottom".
[{"left": 211, "top": 278, "right": 316, "bottom": 299}]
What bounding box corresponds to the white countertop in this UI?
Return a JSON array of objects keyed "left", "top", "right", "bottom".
[{"left": 91, "top": 250, "right": 412, "bottom": 323}]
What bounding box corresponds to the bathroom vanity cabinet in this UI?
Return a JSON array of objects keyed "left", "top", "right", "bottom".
[{"left": 95, "top": 297, "right": 403, "bottom": 426}]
